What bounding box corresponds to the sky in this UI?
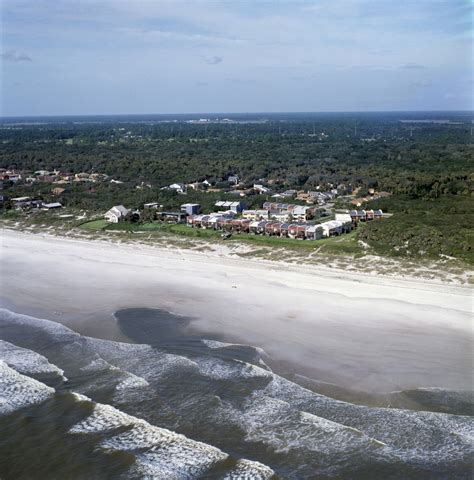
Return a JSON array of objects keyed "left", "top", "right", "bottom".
[{"left": 1, "top": 0, "right": 472, "bottom": 116}]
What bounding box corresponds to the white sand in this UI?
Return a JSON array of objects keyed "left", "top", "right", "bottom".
[{"left": 0, "top": 230, "right": 472, "bottom": 393}]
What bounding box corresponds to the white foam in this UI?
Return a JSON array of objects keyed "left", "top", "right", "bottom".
[
  {"left": 3, "top": 309, "right": 471, "bottom": 471},
  {"left": 70, "top": 401, "right": 136, "bottom": 433},
  {"left": 223, "top": 459, "right": 275, "bottom": 479},
  {"left": 262, "top": 375, "right": 474, "bottom": 464},
  {"left": 0, "top": 339, "right": 66, "bottom": 380},
  {"left": 114, "top": 373, "right": 149, "bottom": 391},
  {"left": 0, "top": 361, "right": 55, "bottom": 415},
  {"left": 80, "top": 357, "right": 113, "bottom": 373},
  {"left": 234, "top": 394, "right": 378, "bottom": 459},
  {"left": 76, "top": 351, "right": 150, "bottom": 402},
  {"left": 70, "top": 399, "right": 228, "bottom": 478},
  {"left": 0, "top": 308, "right": 78, "bottom": 340},
  {"left": 201, "top": 339, "right": 228, "bottom": 349},
  {"left": 86, "top": 338, "right": 200, "bottom": 381},
  {"left": 196, "top": 356, "right": 273, "bottom": 381},
  {"left": 202, "top": 339, "right": 268, "bottom": 358}
]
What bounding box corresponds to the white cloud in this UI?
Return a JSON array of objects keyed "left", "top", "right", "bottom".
[
  {"left": 205, "top": 56, "right": 223, "bottom": 65},
  {"left": 1, "top": 49, "right": 32, "bottom": 62}
]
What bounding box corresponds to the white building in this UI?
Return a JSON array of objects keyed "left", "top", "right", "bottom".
[
  {"left": 253, "top": 184, "right": 270, "bottom": 194},
  {"left": 242, "top": 209, "right": 269, "bottom": 220},
  {"left": 305, "top": 225, "right": 324, "bottom": 240},
  {"left": 143, "top": 202, "right": 162, "bottom": 209},
  {"left": 320, "top": 220, "right": 343, "bottom": 237},
  {"left": 215, "top": 200, "right": 246, "bottom": 213},
  {"left": 181, "top": 203, "right": 201, "bottom": 215},
  {"left": 42, "top": 202, "right": 62, "bottom": 210},
  {"left": 292, "top": 205, "right": 313, "bottom": 222},
  {"left": 269, "top": 211, "right": 290, "bottom": 222},
  {"left": 168, "top": 183, "right": 186, "bottom": 194},
  {"left": 335, "top": 213, "right": 352, "bottom": 223},
  {"left": 104, "top": 205, "right": 129, "bottom": 223}
]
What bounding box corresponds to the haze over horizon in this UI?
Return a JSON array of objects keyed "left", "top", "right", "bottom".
[{"left": 1, "top": 0, "right": 472, "bottom": 116}]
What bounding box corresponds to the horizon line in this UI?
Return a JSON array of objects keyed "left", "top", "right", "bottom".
[{"left": 1, "top": 109, "right": 473, "bottom": 119}]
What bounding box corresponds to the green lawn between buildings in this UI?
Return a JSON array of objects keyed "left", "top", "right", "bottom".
[
  {"left": 77, "top": 219, "right": 362, "bottom": 255},
  {"left": 78, "top": 219, "right": 109, "bottom": 230}
]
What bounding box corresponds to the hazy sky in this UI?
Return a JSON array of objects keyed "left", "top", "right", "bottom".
[{"left": 1, "top": 0, "right": 472, "bottom": 116}]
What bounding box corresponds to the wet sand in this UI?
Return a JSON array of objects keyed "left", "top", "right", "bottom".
[{"left": 1, "top": 230, "right": 472, "bottom": 393}]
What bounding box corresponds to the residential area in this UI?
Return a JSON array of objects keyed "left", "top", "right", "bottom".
[
  {"left": 103, "top": 197, "right": 385, "bottom": 242},
  {"left": 1, "top": 165, "right": 389, "bottom": 245}
]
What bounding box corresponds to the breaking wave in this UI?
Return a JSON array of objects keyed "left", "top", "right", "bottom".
[{"left": 0, "top": 307, "right": 472, "bottom": 479}]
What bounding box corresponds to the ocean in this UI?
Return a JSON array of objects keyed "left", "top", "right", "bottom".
[{"left": 0, "top": 307, "right": 472, "bottom": 479}]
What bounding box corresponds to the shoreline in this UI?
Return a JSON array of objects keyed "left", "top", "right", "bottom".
[
  {"left": 1, "top": 229, "right": 472, "bottom": 393},
  {"left": 2, "top": 227, "right": 472, "bottom": 291}
]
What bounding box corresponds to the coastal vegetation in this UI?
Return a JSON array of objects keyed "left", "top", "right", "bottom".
[{"left": 1, "top": 113, "right": 472, "bottom": 265}]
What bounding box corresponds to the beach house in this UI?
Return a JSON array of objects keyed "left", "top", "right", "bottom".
[
  {"left": 104, "top": 205, "right": 129, "bottom": 223},
  {"left": 181, "top": 203, "right": 201, "bottom": 215}
]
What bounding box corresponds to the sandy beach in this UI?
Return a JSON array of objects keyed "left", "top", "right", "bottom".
[{"left": 1, "top": 229, "right": 472, "bottom": 393}]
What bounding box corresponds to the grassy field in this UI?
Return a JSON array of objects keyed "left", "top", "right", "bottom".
[
  {"left": 78, "top": 219, "right": 109, "bottom": 231},
  {"left": 77, "top": 219, "right": 364, "bottom": 255},
  {"left": 223, "top": 232, "right": 361, "bottom": 254}
]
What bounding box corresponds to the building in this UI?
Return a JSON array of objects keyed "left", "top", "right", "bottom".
[
  {"left": 12, "top": 197, "right": 43, "bottom": 209},
  {"left": 241, "top": 209, "right": 269, "bottom": 220},
  {"left": 12, "top": 196, "right": 41, "bottom": 209},
  {"left": 168, "top": 183, "right": 186, "bottom": 194},
  {"left": 263, "top": 202, "right": 315, "bottom": 222},
  {"left": 75, "top": 173, "right": 91, "bottom": 182},
  {"left": 263, "top": 202, "right": 287, "bottom": 213},
  {"left": 104, "top": 205, "right": 129, "bottom": 223},
  {"left": 335, "top": 213, "right": 352, "bottom": 223},
  {"left": 42, "top": 202, "right": 62, "bottom": 210},
  {"left": 253, "top": 184, "right": 271, "bottom": 194},
  {"left": 181, "top": 203, "right": 201, "bottom": 215},
  {"left": 305, "top": 225, "right": 324, "bottom": 240},
  {"left": 52, "top": 187, "right": 66, "bottom": 196},
  {"left": 228, "top": 175, "right": 239, "bottom": 185},
  {"left": 306, "top": 191, "right": 334, "bottom": 205},
  {"left": 12, "top": 196, "right": 31, "bottom": 204},
  {"left": 350, "top": 210, "right": 366, "bottom": 223},
  {"left": 269, "top": 211, "right": 290, "bottom": 222},
  {"left": 156, "top": 211, "right": 187, "bottom": 223},
  {"left": 143, "top": 202, "right": 163, "bottom": 209},
  {"left": 288, "top": 224, "right": 307, "bottom": 239},
  {"left": 320, "top": 220, "right": 344, "bottom": 237},
  {"left": 214, "top": 200, "right": 246, "bottom": 213},
  {"left": 349, "top": 209, "right": 384, "bottom": 223},
  {"left": 292, "top": 205, "right": 314, "bottom": 222}
]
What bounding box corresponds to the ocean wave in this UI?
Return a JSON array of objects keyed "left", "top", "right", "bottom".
[
  {"left": 389, "top": 387, "right": 474, "bottom": 416},
  {"left": 69, "top": 394, "right": 274, "bottom": 479},
  {"left": 222, "top": 459, "right": 275, "bottom": 479},
  {"left": 0, "top": 360, "right": 55, "bottom": 415},
  {"left": 0, "top": 307, "right": 78, "bottom": 341},
  {"left": 263, "top": 375, "right": 474, "bottom": 466},
  {"left": 1, "top": 308, "right": 473, "bottom": 478},
  {"left": 0, "top": 363, "right": 276, "bottom": 479},
  {"left": 0, "top": 339, "right": 66, "bottom": 381}
]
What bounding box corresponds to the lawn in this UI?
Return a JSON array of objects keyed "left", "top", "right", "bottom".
[
  {"left": 78, "top": 219, "right": 109, "bottom": 231},
  {"left": 227, "top": 227, "right": 362, "bottom": 254},
  {"left": 76, "top": 219, "right": 364, "bottom": 256}
]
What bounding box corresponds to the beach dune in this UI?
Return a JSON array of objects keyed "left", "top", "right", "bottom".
[{"left": 0, "top": 230, "right": 472, "bottom": 393}]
